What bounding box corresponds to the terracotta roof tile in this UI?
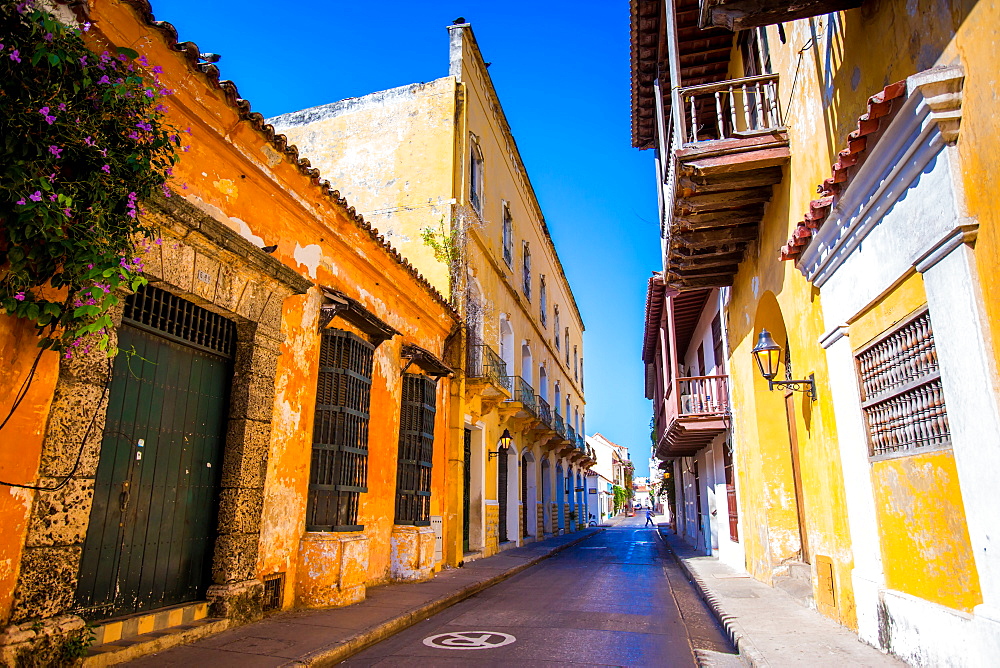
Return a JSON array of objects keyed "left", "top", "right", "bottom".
[
  {"left": 780, "top": 81, "right": 906, "bottom": 262},
  {"left": 122, "top": 0, "right": 458, "bottom": 318}
]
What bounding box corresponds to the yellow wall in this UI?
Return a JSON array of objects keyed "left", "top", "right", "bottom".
[
  {"left": 871, "top": 450, "right": 981, "bottom": 612},
  {"left": 847, "top": 271, "right": 981, "bottom": 613}
]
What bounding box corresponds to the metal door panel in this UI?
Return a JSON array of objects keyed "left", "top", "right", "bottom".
[{"left": 75, "top": 323, "right": 229, "bottom": 619}]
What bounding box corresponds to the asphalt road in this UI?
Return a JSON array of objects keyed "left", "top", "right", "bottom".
[{"left": 342, "top": 516, "right": 735, "bottom": 667}]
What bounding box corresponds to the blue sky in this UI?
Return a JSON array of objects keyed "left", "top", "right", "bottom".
[{"left": 150, "top": 0, "right": 660, "bottom": 477}]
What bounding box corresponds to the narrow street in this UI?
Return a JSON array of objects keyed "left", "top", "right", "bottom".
[{"left": 342, "top": 517, "right": 734, "bottom": 667}]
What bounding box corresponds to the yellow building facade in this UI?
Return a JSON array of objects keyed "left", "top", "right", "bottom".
[
  {"left": 270, "top": 22, "right": 594, "bottom": 564},
  {"left": 632, "top": 0, "right": 1000, "bottom": 663}
]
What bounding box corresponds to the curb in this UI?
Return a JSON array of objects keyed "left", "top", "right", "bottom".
[
  {"left": 655, "top": 529, "right": 767, "bottom": 668},
  {"left": 296, "top": 528, "right": 604, "bottom": 666}
]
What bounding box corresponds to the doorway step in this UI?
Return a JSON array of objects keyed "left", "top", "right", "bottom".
[
  {"left": 772, "top": 561, "right": 815, "bottom": 609},
  {"left": 83, "top": 602, "right": 227, "bottom": 667}
]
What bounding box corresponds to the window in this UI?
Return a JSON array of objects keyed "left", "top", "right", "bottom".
[
  {"left": 573, "top": 345, "right": 578, "bottom": 381},
  {"left": 580, "top": 357, "right": 584, "bottom": 390},
  {"left": 711, "top": 314, "right": 725, "bottom": 373},
  {"left": 522, "top": 242, "right": 532, "bottom": 299},
  {"left": 855, "top": 309, "right": 950, "bottom": 458},
  {"left": 502, "top": 203, "right": 513, "bottom": 266},
  {"left": 554, "top": 307, "right": 561, "bottom": 350},
  {"left": 307, "top": 329, "right": 374, "bottom": 531},
  {"left": 539, "top": 276, "right": 547, "bottom": 327},
  {"left": 395, "top": 374, "right": 437, "bottom": 526},
  {"left": 470, "top": 140, "right": 484, "bottom": 213},
  {"left": 564, "top": 329, "right": 570, "bottom": 365}
]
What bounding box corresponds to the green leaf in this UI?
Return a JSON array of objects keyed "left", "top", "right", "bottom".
[{"left": 115, "top": 47, "right": 140, "bottom": 60}]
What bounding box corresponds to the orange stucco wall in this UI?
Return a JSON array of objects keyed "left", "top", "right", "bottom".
[
  {"left": 0, "top": 320, "right": 60, "bottom": 625},
  {"left": 0, "top": 0, "right": 458, "bottom": 623}
]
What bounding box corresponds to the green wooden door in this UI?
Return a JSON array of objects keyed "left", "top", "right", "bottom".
[{"left": 76, "top": 312, "right": 232, "bottom": 619}]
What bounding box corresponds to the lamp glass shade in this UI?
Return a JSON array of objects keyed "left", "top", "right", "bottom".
[
  {"left": 498, "top": 429, "right": 513, "bottom": 451},
  {"left": 751, "top": 329, "right": 781, "bottom": 381}
]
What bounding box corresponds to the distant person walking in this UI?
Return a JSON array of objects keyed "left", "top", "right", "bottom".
[{"left": 644, "top": 509, "right": 655, "bottom": 527}]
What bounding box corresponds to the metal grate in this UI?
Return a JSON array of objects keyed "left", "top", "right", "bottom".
[
  {"left": 856, "top": 309, "right": 950, "bottom": 457},
  {"left": 123, "top": 284, "right": 236, "bottom": 357},
  {"left": 262, "top": 573, "right": 284, "bottom": 612},
  {"left": 395, "top": 374, "right": 436, "bottom": 526},
  {"left": 307, "top": 329, "right": 373, "bottom": 531}
]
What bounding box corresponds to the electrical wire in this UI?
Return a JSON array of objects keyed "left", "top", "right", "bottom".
[
  {"left": 0, "top": 358, "right": 112, "bottom": 491},
  {"left": 0, "top": 347, "right": 44, "bottom": 432}
]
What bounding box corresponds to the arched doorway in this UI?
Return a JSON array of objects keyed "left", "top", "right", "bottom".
[
  {"left": 556, "top": 463, "right": 565, "bottom": 531},
  {"left": 753, "top": 292, "right": 809, "bottom": 565},
  {"left": 541, "top": 458, "right": 551, "bottom": 534},
  {"left": 499, "top": 316, "right": 514, "bottom": 377},
  {"left": 522, "top": 450, "right": 537, "bottom": 539},
  {"left": 498, "top": 444, "right": 509, "bottom": 544}
]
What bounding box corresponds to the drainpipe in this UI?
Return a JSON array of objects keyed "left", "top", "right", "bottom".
[{"left": 663, "top": 0, "right": 685, "bottom": 144}]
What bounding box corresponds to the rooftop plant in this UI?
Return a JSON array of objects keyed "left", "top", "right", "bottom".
[{"left": 0, "top": 0, "right": 182, "bottom": 357}]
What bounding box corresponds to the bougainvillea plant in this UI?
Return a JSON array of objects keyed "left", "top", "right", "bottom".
[{"left": 0, "top": 0, "right": 182, "bottom": 357}]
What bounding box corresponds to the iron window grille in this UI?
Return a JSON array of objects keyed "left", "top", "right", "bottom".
[
  {"left": 470, "top": 142, "right": 484, "bottom": 213},
  {"left": 502, "top": 205, "right": 513, "bottom": 267},
  {"left": 307, "top": 328, "right": 374, "bottom": 531},
  {"left": 124, "top": 284, "right": 236, "bottom": 358},
  {"left": 539, "top": 276, "right": 547, "bottom": 327},
  {"left": 855, "top": 308, "right": 950, "bottom": 458},
  {"left": 262, "top": 573, "right": 284, "bottom": 612},
  {"left": 395, "top": 374, "right": 437, "bottom": 526},
  {"left": 522, "top": 243, "right": 532, "bottom": 300}
]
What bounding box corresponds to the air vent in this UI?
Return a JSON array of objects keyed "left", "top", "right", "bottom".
[{"left": 262, "top": 573, "right": 284, "bottom": 612}]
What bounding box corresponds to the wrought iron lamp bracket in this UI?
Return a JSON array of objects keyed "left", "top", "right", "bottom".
[{"left": 768, "top": 373, "right": 817, "bottom": 401}]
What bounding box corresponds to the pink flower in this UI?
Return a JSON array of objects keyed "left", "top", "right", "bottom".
[
  {"left": 63, "top": 208, "right": 72, "bottom": 217},
  {"left": 79, "top": 56, "right": 87, "bottom": 66},
  {"left": 101, "top": 164, "right": 110, "bottom": 173},
  {"left": 57, "top": 102, "right": 66, "bottom": 111},
  {"left": 43, "top": 33, "right": 53, "bottom": 42},
  {"left": 14, "top": 292, "right": 25, "bottom": 301},
  {"left": 49, "top": 145, "right": 62, "bottom": 157},
  {"left": 16, "top": 198, "right": 25, "bottom": 205},
  {"left": 49, "top": 193, "right": 57, "bottom": 202},
  {"left": 98, "top": 75, "right": 110, "bottom": 84},
  {"left": 9, "top": 50, "right": 19, "bottom": 63},
  {"left": 82, "top": 22, "right": 91, "bottom": 32},
  {"left": 152, "top": 65, "right": 163, "bottom": 74},
  {"left": 83, "top": 136, "right": 95, "bottom": 146},
  {"left": 29, "top": 191, "right": 42, "bottom": 202}
]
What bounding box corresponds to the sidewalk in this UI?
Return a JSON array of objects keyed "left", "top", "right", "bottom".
[
  {"left": 122, "top": 528, "right": 602, "bottom": 667},
  {"left": 658, "top": 529, "right": 902, "bottom": 668}
]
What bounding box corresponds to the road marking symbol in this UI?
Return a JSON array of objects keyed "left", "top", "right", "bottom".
[{"left": 422, "top": 631, "right": 516, "bottom": 650}]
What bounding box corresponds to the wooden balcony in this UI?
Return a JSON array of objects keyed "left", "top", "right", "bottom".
[
  {"left": 655, "top": 375, "right": 730, "bottom": 457},
  {"left": 662, "top": 74, "right": 789, "bottom": 291},
  {"left": 699, "top": 0, "right": 863, "bottom": 31}
]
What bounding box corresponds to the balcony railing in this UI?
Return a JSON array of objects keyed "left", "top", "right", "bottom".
[
  {"left": 676, "top": 74, "right": 782, "bottom": 145},
  {"left": 505, "top": 376, "right": 538, "bottom": 417},
  {"left": 567, "top": 424, "right": 577, "bottom": 444},
  {"left": 467, "top": 342, "right": 512, "bottom": 393},
  {"left": 658, "top": 73, "right": 789, "bottom": 291},
  {"left": 576, "top": 435, "right": 586, "bottom": 452},
  {"left": 672, "top": 375, "right": 729, "bottom": 416},
  {"left": 538, "top": 397, "right": 552, "bottom": 428},
  {"left": 554, "top": 414, "right": 566, "bottom": 438}
]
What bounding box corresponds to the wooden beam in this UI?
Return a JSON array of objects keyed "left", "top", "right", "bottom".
[
  {"left": 682, "top": 146, "right": 791, "bottom": 177},
  {"left": 671, "top": 263, "right": 741, "bottom": 277},
  {"left": 673, "top": 225, "right": 758, "bottom": 245},
  {"left": 679, "top": 167, "right": 784, "bottom": 193},
  {"left": 673, "top": 250, "right": 745, "bottom": 267},
  {"left": 677, "top": 190, "right": 773, "bottom": 213}
]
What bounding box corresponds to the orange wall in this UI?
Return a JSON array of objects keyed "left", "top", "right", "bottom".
[{"left": 0, "top": 0, "right": 458, "bottom": 620}]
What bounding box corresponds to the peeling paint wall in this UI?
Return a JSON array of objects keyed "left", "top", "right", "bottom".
[
  {"left": 0, "top": 0, "right": 459, "bottom": 631},
  {"left": 872, "top": 451, "right": 980, "bottom": 612}
]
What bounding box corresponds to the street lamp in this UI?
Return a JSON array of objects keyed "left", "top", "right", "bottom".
[
  {"left": 751, "top": 329, "right": 817, "bottom": 401},
  {"left": 488, "top": 429, "right": 513, "bottom": 460}
]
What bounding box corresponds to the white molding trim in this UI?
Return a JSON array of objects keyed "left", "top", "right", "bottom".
[
  {"left": 819, "top": 324, "right": 849, "bottom": 349},
  {"left": 798, "top": 66, "right": 966, "bottom": 287},
  {"left": 907, "top": 65, "right": 965, "bottom": 145},
  {"left": 913, "top": 223, "right": 979, "bottom": 273}
]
